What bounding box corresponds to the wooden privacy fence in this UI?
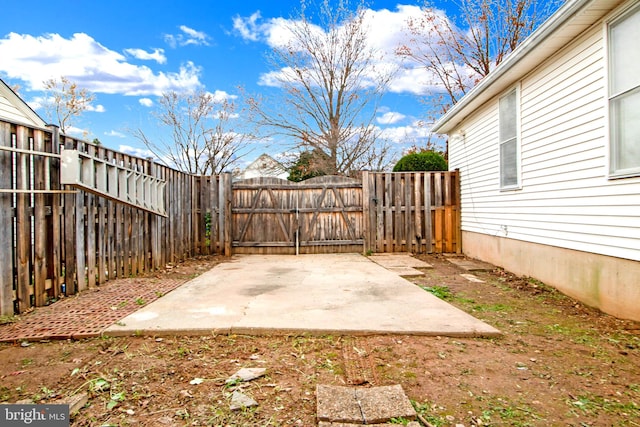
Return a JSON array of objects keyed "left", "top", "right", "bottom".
[
  {"left": 0, "top": 118, "right": 460, "bottom": 316},
  {"left": 363, "top": 171, "right": 461, "bottom": 254},
  {"left": 0, "top": 121, "right": 199, "bottom": 315}
]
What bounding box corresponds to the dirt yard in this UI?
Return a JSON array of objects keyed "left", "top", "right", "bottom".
[{"left": 0, "top": 254, "right": 638, "bottom": 426}]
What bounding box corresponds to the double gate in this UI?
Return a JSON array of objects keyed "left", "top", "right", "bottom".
[{"left": 232, "top": 176, "right": 364, "bottom": 254}]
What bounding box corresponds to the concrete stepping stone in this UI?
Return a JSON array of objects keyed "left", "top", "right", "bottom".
[
  {"left": 319, "top": 423, "right": 421, "bottom": 427},
  {"left": 369, "top": 253, "right": 431, "bottom": 276},
  {"left": 229, "top": 390, "right": 258, "bottom": 411},
  {"left": 369, "top": 254, "right": 432, "bottom": 269},
  {"left": 445, "top": 256, "right": 494, "bottom": 272},
  {"left": 317, "top": 384, "right": 416, "bottom": 424},
  {"left": 461, "top": 273, "right": 485, "bottom": 283},
  {"left": 225, "top": 367, "right": 266, "bottom": 384}
]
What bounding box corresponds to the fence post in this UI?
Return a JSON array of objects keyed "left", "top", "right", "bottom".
[
  {"left": 454, "top": 169, "right": 462, "bottom": 254},
  {"left": 148, "top": 159, "right": 160, "bottom": 269},
  {"left": 33, "top": 129, "right": 47, "bottom": 306},
  {"left": 0, "top": 122, "right": 13, "bottom": 315},
  {"left": 63, "top": 136, "right": 77, "bottom": 294},
  {"left": 48, "top": 125, "right": 62, "bottom": 298},
  {"left": 361, "top": 171, "right": 371, "bottom": 255},
  {"left": 15, "top": 126, "right": 31, "bottom": 312},
  {"left": 223, "top": 173, "right": 232, "bottom": 256}
]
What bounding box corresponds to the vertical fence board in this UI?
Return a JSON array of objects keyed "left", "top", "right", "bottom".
[
  {"left": 63, "top": 137, "right": 77, "bottom": 295},
  {"left": 361, "top": 172, "right": 371, "bottom": 253},
  {"left": 424, "top": 174, "right": 432, "bottom": 253},
  {"left": 413, "top": 173, "right": 423, "bottom": 254},
  {"left": 49, "top": 127, "right": 62, "bottom": 296},
  {"left": 96, "top": 147, "right": 107, "bottom": 284},
  {"left": 375, "top": 174, "right": 384, "bottom": 253},
  {"left": 33, "top": 130, "right": 47, "bottom": 306},
  {"left": 404, "top": 173, "right": 412, "bottom": 252},
  {"left": 85, "top": 144, "right": 96, "bottom": 289},
  {"left": 16, "top": 126, "right": 31, "bottom": 311},
  {"left": 0, "top": 122, "right": 13, "bottom": 314},
  {"left": 75, "top": 141, "right": 86, "bottom": 292}
]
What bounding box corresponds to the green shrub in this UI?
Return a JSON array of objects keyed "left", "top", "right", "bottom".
[{"left": 393, "top": 151, "right": 447, "bottom": 172}]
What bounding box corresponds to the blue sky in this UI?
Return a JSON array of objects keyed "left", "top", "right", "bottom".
[{"left": 0, "top": 0, "right": 461, "bottom": 167}]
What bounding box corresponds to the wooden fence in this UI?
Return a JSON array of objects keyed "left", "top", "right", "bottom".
[
  {"left": 0, "top": 122, "right": 199, "bottom": 315},
  {"left": 0, "top": 119, "right": 460, "bottom": 316},
  {"left": 363, "top": 171, "right": 461, "bottom": 254}
]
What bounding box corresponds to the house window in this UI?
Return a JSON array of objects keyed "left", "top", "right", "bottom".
[
  {"left": 609, "top": 4, "right": 640, "bottom": 176},
  {"left": 499, "top": 88, "right": 519, "bottom": 188}
]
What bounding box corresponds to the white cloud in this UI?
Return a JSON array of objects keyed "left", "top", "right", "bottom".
[
  {"left": 65, "top": 125, "right": 87, "bottom": 137},
  {"left": 208, "top": 89, "right": 237, "bottom": 103},
  {"left": 0, "top": 32, "right": 203, "bottom": 96},
  {"left": 164, "top": 25, "right": 210, "bottom": 48},
  {"left": 118, "top": 144, "right": 156, "bottom": 159},
  {"left": 87, "top": 104, "right": 106, "bottom": 113},
  {"left": 234, "top": 5, "right": 448, "bottom": 96},
  {"left": 139, "top": 98, "right": 153, "bottom": 107},
  {"left": 377, "top": 111, "right": 406, "bottom": 125},
  {"left": 378, "top": 120, "right": 433, "bottom": 144},
  {"left": 105, "top": 130, "right": 126, "bottom": 138},
  {"left": 124, "top": 47, "right": 167, "bottom": 64},
  {"left": 232, "top": 11, "right": 262, "bottom": 41}
]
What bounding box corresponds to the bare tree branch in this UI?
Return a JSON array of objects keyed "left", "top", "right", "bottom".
[
  {"left": 247, "top": 0, "right": 396, "bottom": 176},
  {"left": 43, "top": 76, "right": 96, "bottom": 134},
  {"left": 132, "top": 90, "right": 256, "bottom": 175},
  {"left": 397, "top": 0, "right": 563, "bottom": 115}
]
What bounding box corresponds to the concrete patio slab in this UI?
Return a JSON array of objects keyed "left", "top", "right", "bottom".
[{"left": 104, "top": 254, "right": 500, "bottom": 337}]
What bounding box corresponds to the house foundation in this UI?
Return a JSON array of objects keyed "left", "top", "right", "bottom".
[{"left": 461, "top": 231, "right": 640, "bottom": 322}]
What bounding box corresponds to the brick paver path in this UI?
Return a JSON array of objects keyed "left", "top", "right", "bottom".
[{"left": 0, "top": 277, "right": 187, "bottom": 342}]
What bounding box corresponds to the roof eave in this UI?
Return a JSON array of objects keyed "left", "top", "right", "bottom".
[{"left": 431, "top": 0, "right": 614, "bottom": 135}]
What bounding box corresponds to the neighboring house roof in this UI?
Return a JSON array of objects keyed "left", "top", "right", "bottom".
[
  {"left": 432, "top": 0, "right": 626, "bottom": 134},
  {"left": 235, "top": 153, "right": 288, "bottom": 180},
  {"left": 0, "top": 78, "right": 47, "bottom": 128}
]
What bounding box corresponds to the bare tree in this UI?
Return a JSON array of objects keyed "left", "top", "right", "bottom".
[
  {"left": 132, "top": 90, "right": 255, "bottom": 175},
  {"left": 43, "top": 76, "right": 96, "bottom": 133},
  {"left": 247, "top": 0, "right": 396, "bottom": 176},
  {"left": 397, "top": 0, "right": 562, "bottom": 115}
]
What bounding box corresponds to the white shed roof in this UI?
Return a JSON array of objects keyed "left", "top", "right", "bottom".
[{"left": 0, "top": 78, "right": 47, "bottom": 128}]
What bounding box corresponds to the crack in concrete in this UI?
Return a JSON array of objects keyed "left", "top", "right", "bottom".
[{"left": 354, "top": 390, "right": 367, "bottom": 424}]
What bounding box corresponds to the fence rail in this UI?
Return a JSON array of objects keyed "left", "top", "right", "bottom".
[{"left": 0, "top": 119, "right": 460, "bottom": 316}]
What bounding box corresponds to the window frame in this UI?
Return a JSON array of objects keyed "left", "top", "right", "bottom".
[
  {"left": 498, "top": 85, "right": 522, "bottom": 190},
  {"left": 607, "top": 2, "right": 640, "bottom": 179}
]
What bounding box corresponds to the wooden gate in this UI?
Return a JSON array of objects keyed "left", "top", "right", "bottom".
[{"left": 231, "top": 176, "right": 364, "bottom": 254}]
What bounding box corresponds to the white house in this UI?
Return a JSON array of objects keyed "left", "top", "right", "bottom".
[
  {"left": 0, "top": 79, "right": 47, "bottom": 127},
  {"left": 432, "top": 0, "right": 639, "bottom": 321},
  {"left": 234, "top": 153, "right": 289, "bottom": 181}
]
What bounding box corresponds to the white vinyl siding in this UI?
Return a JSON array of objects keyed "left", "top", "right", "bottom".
[
  {"left": 608, "top": 4, "right": 640, "bottom": 176},
  {"left": 0, "top": 94, "right": 31, "bottom": 125},
  {"left": 448, "top": 20, "right": 640, "bottom": 262}
]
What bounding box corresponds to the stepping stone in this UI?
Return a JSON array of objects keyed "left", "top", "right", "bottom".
[
  {"left": 225, "top": 367, "right": 266, "bottom": 384},
  {"left": 460, "top": 273, "right": 485, "bottom": 283},
  {"left": 229, "top": 390, "right": 258, "bottom": 411},
  {"left": 319, "top": 423, "right": 421, "bottom": 427},
  {"left": 317, "top": 384, "right": 416, "bottom": 424},
  {"left": 385, "top": 267, "right": 425, "bottom": 277},
  {"left": 446, "top": 257, "right": 494, "bottom": 272},
  {"left": 369, "top": 254, "right": 432, "bottom": 270}
]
